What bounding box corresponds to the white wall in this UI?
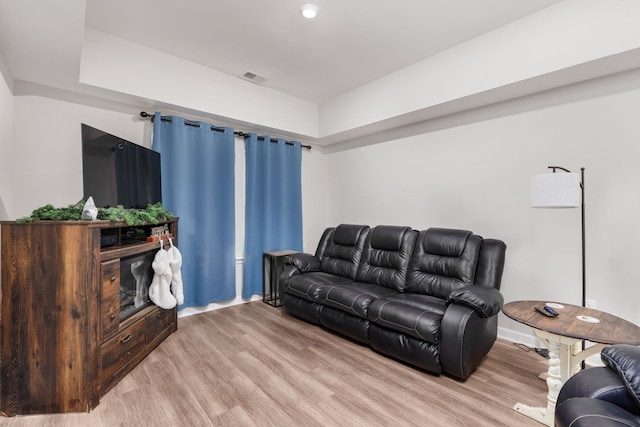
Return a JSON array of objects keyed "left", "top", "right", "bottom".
[
  {"left": 326, "top": 77, "right": 640, "bottom": 339},
  {"left": 80, "top": 29, "right": 319, "bottom": 139},
  {"left": 0, "top": 51, "right": 14, "bottom": 220},
  {"left": 11, "top": 96, "right": 146, "bottom": 218},
  {"left": 301, "top": 146, "right": 328, "bottom": 253}
]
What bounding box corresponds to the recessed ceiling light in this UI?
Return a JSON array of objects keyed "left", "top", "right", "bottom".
[{"left": 300, "top": 4, "right": 319, "bottom": 19}]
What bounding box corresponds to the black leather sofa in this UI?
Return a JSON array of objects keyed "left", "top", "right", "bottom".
[
  {"left": 555, "top": 344, "right": 640, "bottom": 427},
  {"left": 280, "top": 224, "right": 506, "bottom": 380}
]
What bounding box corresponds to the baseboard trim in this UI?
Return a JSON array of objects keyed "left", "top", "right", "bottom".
[
  {"left": 497, "top": 326, "right": 542, "bottom": 348},
  {"left": 497, "top": 326, "right": 603, "bottom": 367}
]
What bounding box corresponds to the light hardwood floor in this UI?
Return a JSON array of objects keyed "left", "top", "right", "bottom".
[{"left": 0, "top": 302, "right": 549, "bottom": 426}]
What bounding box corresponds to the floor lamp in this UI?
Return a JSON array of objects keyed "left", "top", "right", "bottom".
[{"left": 530, "top": 166, "right": 585, "bottom": 307}]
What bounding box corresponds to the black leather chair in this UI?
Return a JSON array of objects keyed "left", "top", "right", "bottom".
[{"left": 555, "top": 344, "right": 640, "bottom": 427}]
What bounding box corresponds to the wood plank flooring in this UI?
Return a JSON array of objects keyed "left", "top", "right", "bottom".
[{"left": 0, "top": 302, "right": 549, "bottom": 426}]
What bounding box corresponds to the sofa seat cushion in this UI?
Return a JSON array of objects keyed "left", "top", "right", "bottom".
[
  {"left": 318, "top": 282, "right": 399, "bottom": 319},
  {"left": 285, "top": 272, "right": 353, "bottom": 303},
  {"left": 368, "top": 294, "right": 446, "bottom": 344}
]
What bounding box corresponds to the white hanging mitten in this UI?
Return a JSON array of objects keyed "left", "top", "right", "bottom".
[
  {"left": 167, "top": 240, "right": 184, "bottom": 305},
  {"left": 148, "top": 247, "right": 177, "bottom": 309}
]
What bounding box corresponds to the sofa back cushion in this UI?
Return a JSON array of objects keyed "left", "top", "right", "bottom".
[
  {"left": 317, "top": 224, "right": 370, "bottom": 280},
  {"left": 405, "top": 228, "right": 481, "bottom": 299},
  {"left": 355, "top": 226, "right": 418, "bottom": 291}
]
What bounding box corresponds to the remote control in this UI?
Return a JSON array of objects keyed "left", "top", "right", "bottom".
[
  {"left": 535, "top": 306, "right": 556, "bottom": 317},
  {"left": 544, "top": 305, "right": 559, "bottom": 316}
]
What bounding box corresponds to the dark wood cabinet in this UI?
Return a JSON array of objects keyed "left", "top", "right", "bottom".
[{"left": 0, "top": 219, "right": 179, "bottom": 416}]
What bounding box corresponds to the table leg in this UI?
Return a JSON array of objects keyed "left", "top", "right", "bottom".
[
  {"left": 558, "top": 340, "right": 573, "bottom": 383},
  {"left": 513, "top": 339, "right": 561, "bottom": 426},
  {"left": 535, "top": 339, "right": 603, "bottom": 381}
]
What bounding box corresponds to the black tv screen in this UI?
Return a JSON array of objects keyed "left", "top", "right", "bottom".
[{"left": 81, "top": 124, "right": 162, "bottom": 209}]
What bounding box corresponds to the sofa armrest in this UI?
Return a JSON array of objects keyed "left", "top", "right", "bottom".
[
  {"left": 440, "top": 305, "right": 498, "bottom": 379},
  {"left": 601, "top": 345, "right": 640, "bottom": 409},
  {"left": 557, "top": 366, "right": 640, "bottom": 416},
  {"left": 280, "top": 253, "right": 321, "bottom": 294},
  {"left": 285, "top": 253, "right": 321, "bottom": 273},
  {"left": 446, "top": 286, "right": 504, "bottom": 318},
  {"left": 555, "top": 398, "right": 640, "bottom": 427}
]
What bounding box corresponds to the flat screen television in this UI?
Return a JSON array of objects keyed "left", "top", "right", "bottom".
[{"left": 81, "top": 123, "right": 162, "bottom": 209}]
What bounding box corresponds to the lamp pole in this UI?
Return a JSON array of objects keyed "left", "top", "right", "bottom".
[
  {"left": 580, "top": 167, "right": 585, "bottom": 308},
  {"left": 547, "top": 166, "right": 585, "bottom": 307}
]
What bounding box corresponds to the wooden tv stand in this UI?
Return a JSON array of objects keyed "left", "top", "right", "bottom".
[{"left": 0, "top": 218, "right": 179, "bottom": 416}]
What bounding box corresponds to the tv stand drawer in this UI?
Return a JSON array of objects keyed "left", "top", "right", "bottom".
[
  {"left": 100, "top": 260, "right": 120, "bottom": 339},
  {"left": 99, "top": 320, "right": 146, "bottom": 388},
  {"left": 146, "top": 307, "right": 174, "bottom": 343}
]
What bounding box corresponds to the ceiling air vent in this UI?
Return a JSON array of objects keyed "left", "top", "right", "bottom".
[{"left": 242, "top": 71, "right": 268, "bottom": 84}]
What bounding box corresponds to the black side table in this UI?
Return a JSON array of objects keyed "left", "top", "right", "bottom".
[{"left": 263, "top": 250, "right": 298, "bottom": 307}]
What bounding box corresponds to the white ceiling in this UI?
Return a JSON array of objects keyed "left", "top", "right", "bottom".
[
  {"left": 9, "top": 0, "right": 639, "bottom": 147},
  {"left": 84, "top": 0, "right": 563, "bottom": 103}
]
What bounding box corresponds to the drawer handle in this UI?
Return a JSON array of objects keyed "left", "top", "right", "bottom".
[
  {"left": 110, "top": 314, "right": 116, "bottom": 320},
  {"left": 111, "top": 276, "right": 116, "bottom": 282},
  {"left": 157, "top": 311, "right": 166, "bottom": 318},
  {"left": 120, "top": 333, "right": 132, "bottom": 344}
]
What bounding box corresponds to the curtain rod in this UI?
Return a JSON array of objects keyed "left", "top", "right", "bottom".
[{"left": 139, "top": 111, "right": 311, "bottom": 150}]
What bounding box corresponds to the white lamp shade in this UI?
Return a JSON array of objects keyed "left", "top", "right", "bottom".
[{"left": 531, "top": 172, "right": 581, "bottom": 208}]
